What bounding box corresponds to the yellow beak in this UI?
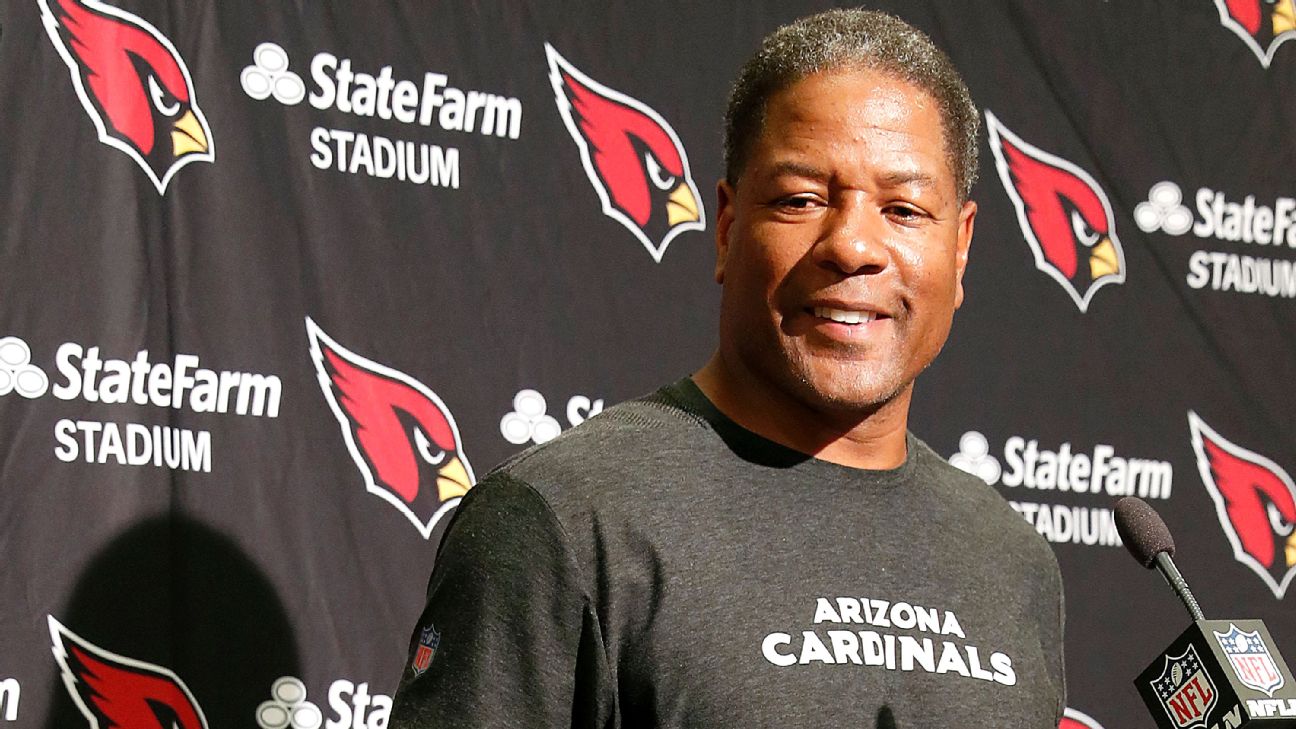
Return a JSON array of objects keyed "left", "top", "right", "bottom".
[
  {"left": 667, "top": 182, "right": 700, "bottom": 226},
  {"left": 1275, "top": 0, "right": 1296, "bottom": 36},
  {"left": 1089, "top": 237, "right": 1121, "bottom": 279},
  {"left": 1285, "top": 531, "right": 1296, "bottom": 568},
  {"left": 172, "top": 109, "right": 209, "bottom": 157},
  {"left": 436, "top": 455, "right": 472, "bottom": 502}
]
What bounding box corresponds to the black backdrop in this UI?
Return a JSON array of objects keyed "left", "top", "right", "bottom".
[{"left": 2, "top": 2, "right": 1295, "bottom": 727}]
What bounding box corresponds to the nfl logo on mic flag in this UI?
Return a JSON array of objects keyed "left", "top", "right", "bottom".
[
  {"left": 1150, "top": 644, "right": 1219, "bottom": 728},
  {"left": 412, "top": 624, "right": 440, "bottom": 677},
  {"left": 1216, "top": 625, "right": 1286, "bottom": 698},
  {"left": 1137, "top": 620, "right": 1296, "bottom": 727}
]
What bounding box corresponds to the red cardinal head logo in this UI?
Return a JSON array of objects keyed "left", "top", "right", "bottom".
[
  {"left": 1189, "top": 411, "right": 1296, "bottom": 599},
  {"left": 1060, "top": 707, "right": 1105, "bottom": 729},
  {"left": 545, "top": 43, "right": 705, "bottom": 262},
  {"left": 986, "top": 111, "right": 1125, "bottom": 313},
  {"left": 1217, "top": 0, "right": 1296, "bottom": 67},
  {"left": 39, "top": 0, "right": 214, "bottom": 193},
  {"left": 307, "top": 318, "right": 474, "bottom": 539},
  {"left": 49, "top": 615, "right": 210, "bottom": 729}
]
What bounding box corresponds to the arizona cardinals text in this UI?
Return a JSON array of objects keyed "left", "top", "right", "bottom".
[{"left": 761, "top": 597, "right": 1015, "bottom": 685}]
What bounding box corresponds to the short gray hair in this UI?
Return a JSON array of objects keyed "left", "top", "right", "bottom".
[{"left": 723, "top": 9, "right": 979, "bottom": 201}]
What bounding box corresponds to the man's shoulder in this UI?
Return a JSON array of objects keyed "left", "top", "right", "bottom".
[
  {"left": 910, "top": 436, "right": 1057, "bottom": 565},
  {"left": 487, "top": 385, "right": 712, "bottom": 500}
]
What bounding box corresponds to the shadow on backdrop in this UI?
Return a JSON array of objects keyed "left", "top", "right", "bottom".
[{"left": 44, "top": 514, "right": 298, "bottom": 728}]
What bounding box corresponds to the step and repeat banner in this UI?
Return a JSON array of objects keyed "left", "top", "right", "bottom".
[{"left": 1, "top": 1, "right": 1294, "bottom": 726}]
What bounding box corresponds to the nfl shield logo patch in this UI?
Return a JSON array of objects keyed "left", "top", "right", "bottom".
[
  {"left": 412, "top": 624, "right": 441, "bottom": 676},
  {"left": 1150, "top": 644, "right": 1218, "bottom": 728},
  {"left": 1214, "top": 624, "right": 1285, "bottom": 697}
]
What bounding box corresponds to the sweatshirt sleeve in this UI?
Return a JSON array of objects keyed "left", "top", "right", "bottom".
[
  {"left": 389, "top": 472, "right": 613, "bottom": 728},
  {"left": 1048, "top": 554, "right": 1067, "bottom": 724}
]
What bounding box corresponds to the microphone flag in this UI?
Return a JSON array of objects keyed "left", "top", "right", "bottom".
[{"left": 1137, "top": 619, "right": 1296, "bottom": 727}]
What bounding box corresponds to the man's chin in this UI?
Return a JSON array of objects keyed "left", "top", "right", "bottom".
[{"left": 788, "top": 369, "right": 909, "bottom": 419}]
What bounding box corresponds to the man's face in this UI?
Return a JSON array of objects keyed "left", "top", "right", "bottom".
[{"left": 714, "top": 67, "right": 975, "bottom": 416}]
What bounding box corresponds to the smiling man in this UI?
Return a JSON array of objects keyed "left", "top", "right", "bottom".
[{"left": 392, "top": 9, "right": 1064, "bottom": 728}]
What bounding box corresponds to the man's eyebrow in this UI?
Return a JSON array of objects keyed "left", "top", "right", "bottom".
[
  {"left": 877, "top": 170, "right": 939, "bottom": 189},
  {"left": 764, "top": 164, "right": 941, "bottom": 190},
  {"left": 766, "top": 161, "right": 829, "bottom": 180}
]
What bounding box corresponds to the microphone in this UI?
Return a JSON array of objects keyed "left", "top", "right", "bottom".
[
  {"left": 1114, "top": 497, "right": 1296, "bottom": 727},
  {"left": 1114, "top": 496, "right": 1204, "bottom": 622}
]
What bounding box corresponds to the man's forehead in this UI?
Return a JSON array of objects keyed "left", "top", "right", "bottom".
[
  {"left": 740, "top": 68, "right": 954, "bottom": 190},
  {"left": 773, "top": 68, "right": 934, "bottom": 124}
]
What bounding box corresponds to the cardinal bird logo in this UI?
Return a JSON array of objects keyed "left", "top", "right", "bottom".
[
  {"left": 39, "top": 0, "right": 214, "bottom": 193},
  {"left": 1216, "top": 0, "right": 1296, "bottom": 67},
  {"left": 545, "top": 43, "right": 705, "bottom": 263},
  {"left": 48, "top": 615, "right": 210, "bottom": 729},
  {"left": 986, "top": 111, "right": 1125, "bottom": 313},
  {"left": 1061, "top": 707, "right": 1105, "bottom": 729},
  {"left": 307, "top": 318, "right": 475, "bottom": 539},
  {"left": 1189, "top": 411, "right": 1296, "bottom": 599}
]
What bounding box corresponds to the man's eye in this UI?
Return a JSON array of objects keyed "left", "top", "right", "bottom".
[
  {"left": 886, "top": 205, "right": 923, "bottom": 221},
  {"left": 776, "top": 196, "right": 817, "bottom": 210}
]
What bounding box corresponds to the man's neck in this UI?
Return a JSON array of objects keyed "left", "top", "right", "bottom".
[{"left": 691, "top": 353, "right": 911, "bottom": 470}]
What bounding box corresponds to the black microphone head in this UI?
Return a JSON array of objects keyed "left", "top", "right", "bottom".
[{"left": 1115, "top": 496, "right": 1176, "bottom": 568}]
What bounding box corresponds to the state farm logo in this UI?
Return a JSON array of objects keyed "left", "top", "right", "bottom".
[
  {"left": 241, "top": 43, "right": 307, "bottom": 106},
  {"left": 39, "top": 0, "right": 214, "bottom": 193},
  {"left": 1134, "top": 182, "right": 1195, "bottom": 237},
  {"left": 1216, "top": 0, "right": 1296, "bottom": 68},
  {"left": 950, "top": 430, "right": 1172, "bottom": 547},
  {"left": 3, "top": 335, "right": 280, "bottom": 474},
  {"left": 1061, "top": 707, "right": 1105, "bottom": 729},
  {"left": 500, "top": 388, "right": 604, "bottom": 446},
  {"left": 49, "top": 615, "right": 210, "bottom": 729},
  {"left": 257, "top": 677, "right": 390, "bottom": 729},
  {"left": 1138, "top": 181, "right": 1296, "bottom": 246},
  {"left": 0, "top": 337, "right": 49, "bottom": 398},
  {"left": 1135, "top": 180, "right": 1296, "bottom": 301},
  {"left": 1189, "top": 412, "right": 1296, "bottom": 598},
  {"left": 545, "top": 43, "right": 705, "bottom": 263},
  {"left": 307, "top": 318, "right": 475, "bottom": 539},
  {"left": 985, "top": 110, "right": 1125, "bottom": 313},
  {"left": 240, "top": 40, "right": 523, "bottom": 190},
  {"left": 947, "top": 431, "right": 1001, "bottom": 485},
  {"left": 951, "top": 431, "right": 1173, "bottom": 497},
  {"left": 257, "top": 677, "right": 321, "bottom": 729}
]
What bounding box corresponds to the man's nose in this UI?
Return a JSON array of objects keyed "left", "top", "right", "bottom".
[{"left": 811, "top": 201, "right": 889, "bottom": 275}]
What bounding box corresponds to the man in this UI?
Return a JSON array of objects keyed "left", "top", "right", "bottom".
[{"left": 392, "top": 9, "right": 1064, "bottom": 728}]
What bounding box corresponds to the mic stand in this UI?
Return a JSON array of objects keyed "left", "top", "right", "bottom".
[{"left": 1154, "top": 552, "right": 1205, "bottom": 623}]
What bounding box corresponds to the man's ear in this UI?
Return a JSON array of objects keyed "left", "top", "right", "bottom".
[
  {"left": 714, "top": 180, "right": 736, "bottom": 284},
  {"left": 953, "top": 199, "right": 976, "bottom": 309}
]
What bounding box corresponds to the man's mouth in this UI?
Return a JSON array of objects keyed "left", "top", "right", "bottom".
[{"left": 812, "top": 306, "right": 881, "bottom": 325}]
